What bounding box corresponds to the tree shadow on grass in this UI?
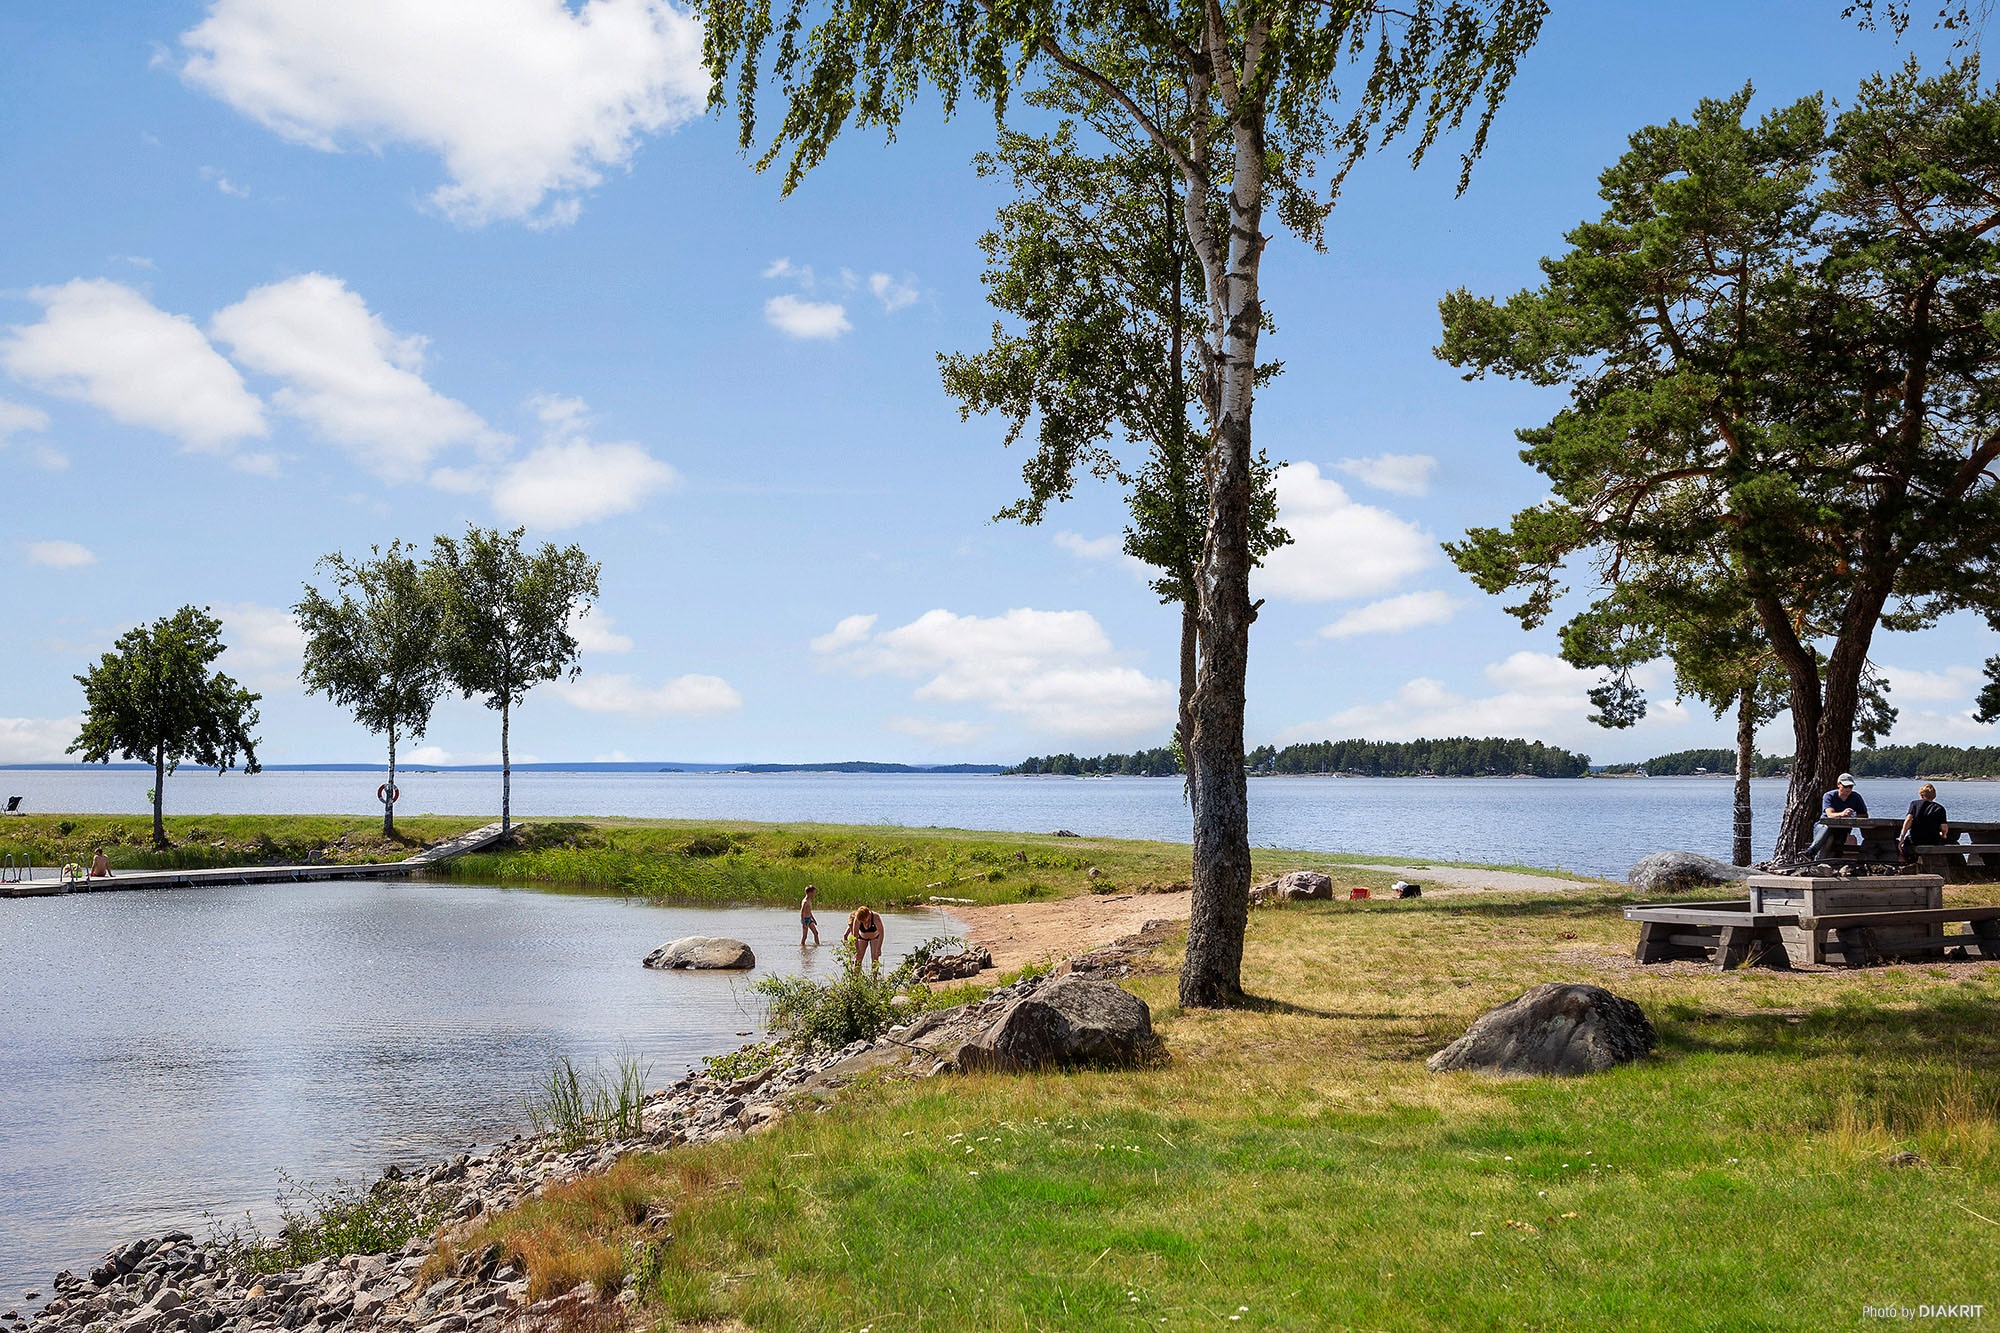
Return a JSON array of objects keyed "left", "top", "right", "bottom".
[{"left": 1657, "top": 987, "right": 2000, "bottom": 1067}]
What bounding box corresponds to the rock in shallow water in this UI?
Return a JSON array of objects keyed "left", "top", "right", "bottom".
[
  {"left": 1427, "top": 982, "right": 1655, "bottom": 1077},
  {"left": 642, "top": 936, "right": 756, "bottom": 970}
]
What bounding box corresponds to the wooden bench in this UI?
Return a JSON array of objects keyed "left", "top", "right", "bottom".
[
  {"left": 1795, "top": 904, "right": 2000, "bottom": 966},
  {"left": 1625, "top": 901, "right": 1798, "bottom": 971}
]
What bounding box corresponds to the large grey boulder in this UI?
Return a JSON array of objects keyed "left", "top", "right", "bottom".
[
  {"left": 1275, "top": 870, "right": 1334, "bottom": 901},
  {"left": 1628, "top": 850, "right": 1748, "bottom": 895},
  {"left": 1427, "top": 983, "right": 1655, "bottom": 1077},
  {"left": 643, "top": 936, "right": 755, "bottom": 970},
  {"left": 955, "top": 976, "right": 1158, "bottom": 1072},
  {"left": 1250, "top": 869, "right": 1334, "bottom": 902}
]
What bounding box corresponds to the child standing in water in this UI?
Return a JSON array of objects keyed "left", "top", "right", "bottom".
[{"left": 800, "top": 883, "right": 820, "bottom": 946}]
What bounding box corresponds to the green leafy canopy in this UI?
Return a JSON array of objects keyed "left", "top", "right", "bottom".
[{"left": 69, "top": 605, "right": 262, "bottom": 779}]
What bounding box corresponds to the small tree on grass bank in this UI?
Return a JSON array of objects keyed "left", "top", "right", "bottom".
[
  {"left": 428, "top": 526, "right": 600, "bottom": 838},
  {"left": 294, "top": 541, "right": 446, "bottom": 839},
  {"left": 1441, "top": 64, "right": 2000, "bottom": 859},
  {"left": 69, "top": 606, "right": 261, "bottom": 849}
]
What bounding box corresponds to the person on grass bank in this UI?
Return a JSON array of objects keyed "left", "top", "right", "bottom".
[
  {"left": 1810, "top": 773, "right": 1869, "bottom": 859},
  {"left": 800, "top": 884, "right": 820, "bottom": 947},
  {"left": 1900, "top": 783, "right": 1953, "bottom": 863},
  {"left": 845, "top": 904, "right": 884, "bottom": 970}
]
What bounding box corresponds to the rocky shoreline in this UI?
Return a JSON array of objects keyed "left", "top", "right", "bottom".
[{"left": 19, "top": 929, "right": 1170, "bottom": 1333}]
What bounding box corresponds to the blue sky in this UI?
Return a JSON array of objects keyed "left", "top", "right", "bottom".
[{"left": 1, "top": 1, "right": 1988, "bottom": 768}]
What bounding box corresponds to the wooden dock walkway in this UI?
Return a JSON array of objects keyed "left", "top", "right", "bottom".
[{"left": 3, "top": 822, "right": 506, "bottom": 897}]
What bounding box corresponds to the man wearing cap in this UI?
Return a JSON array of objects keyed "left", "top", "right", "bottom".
[{"left": 1811, "top": 773, "right": 1869, "bottom": 858}]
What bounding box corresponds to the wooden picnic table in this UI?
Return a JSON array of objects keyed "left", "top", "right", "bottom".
[
  {"left": 1627, "top": 872, "right": 2000, "bottom": 969},
  {"left": 1818, "top": 815, "right": 2000, "bottom": 881}
]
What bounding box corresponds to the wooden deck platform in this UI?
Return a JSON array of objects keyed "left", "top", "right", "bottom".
[{"left": 2, "top": 822, "right": 506, "bottom": 897}]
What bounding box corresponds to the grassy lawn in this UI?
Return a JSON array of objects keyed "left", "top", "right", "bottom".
[
  {"left": 469, "top": 881, "right": 2000, "bottom": 1331},
  {"left": 0, "top": 812, "right": 491, "bottom": 871}
]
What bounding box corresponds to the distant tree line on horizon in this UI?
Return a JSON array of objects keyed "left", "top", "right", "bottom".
[
  {"left": 1599, "top": 749, "right": 1793, "bottom": 778},
  {"left": 1006, "top": 737, "right": 1592, "bottom": 779},
  {"left": 1005, "top": 746, "right": 1184, "bottom": 777},
  {"left": 1606, "top": 745, "right": 2000, "bottom": 781}
]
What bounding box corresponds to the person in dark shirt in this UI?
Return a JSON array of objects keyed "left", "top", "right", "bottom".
[
  {"left": 1899, "top": 782, "right": 1951, "bottom": 862},
  {"left": 1810, "top": 774, "right": 1868, "bottom": 858}
]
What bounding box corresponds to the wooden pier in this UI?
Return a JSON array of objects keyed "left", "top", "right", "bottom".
[{"left": 2, "top": 822, "right": 506, "bottom": 897}]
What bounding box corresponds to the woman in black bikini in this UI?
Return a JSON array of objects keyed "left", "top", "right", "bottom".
[{"left": 844, "top": 904, "right": 885, "bottom": 970}]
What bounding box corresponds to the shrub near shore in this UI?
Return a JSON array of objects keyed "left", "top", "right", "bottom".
[{"left": 437, "top": 818, "right": 1200, "bottom": 908}]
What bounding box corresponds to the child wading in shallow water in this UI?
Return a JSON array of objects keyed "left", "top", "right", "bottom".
[{"left": 800, "top": 883, "right": 820, "bottom": 946}]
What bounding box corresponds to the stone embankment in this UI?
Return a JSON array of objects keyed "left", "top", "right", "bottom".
[{"left": 22, "top": 942, "right": 1168, "bottom": 1333}]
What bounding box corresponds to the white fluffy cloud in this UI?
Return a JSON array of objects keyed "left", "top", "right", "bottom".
[
  {"left": 0, "top": 279, "right": 268, "bottom": 460},
  {"left": 815, "top": 607, "right": 1175, "bottom": 738},
  {"left": 0, "top": 398, "right": 65, "bottom": 470},
  {"left": 569, "top": 608, "right": 635, "bottom": 654},
  {"left": 1256, "top": 462, "right": 1436, "bottom": 602},
  {"left": 489, "top": 396, "right": 677, "bottom": 527},
  {"left": 211, "top": 274, "right": 503, "bottom": 481},
  {"left": 406, "top": 745, "right": 530, "bottom": 766},
  {"left": 0, "top": 716, "right": 79, "bottom": 764},
  {"left": 1335, "top": 452, "right": 1437, "bottom": 497},
  {"left": 180, "top": 0, "right": 707, "bottom": 226},
  {"left": 811, "top": 614, "right": 878, "bottom": 655},
  {"left": 1054, "top": 532, "right": 1122, "bottom": 560},
  {"left": 216, "top": 602, "right": 307, "bottom": 690},
  {"left": 0, "top": 397, "right": 50, "bottom": 441},
  {"left": 868, "top": 272, "right": 919, "bottom": 313},
  {"left": 1279, "top": 652, "right": 1686, "bottom": 749},
  {"left": 1878, "top": 663, "right": 1984, "bottom": 703},
  {"left": 26, "top": 540, "right": 96, "bottom": 569},
  {"left": 552, "top": 672, "right": 742, "bottom": 718},
  {"left": 764, "top": 294, "right": 852, "bottom": 340},
  {"left": 1318, "top": 590, "right": 1464, "bottom": 640}
]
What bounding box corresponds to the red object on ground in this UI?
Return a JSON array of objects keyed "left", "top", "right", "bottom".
[{"left": 1349, "top": 886, "right": 1371, "bottom": 900}]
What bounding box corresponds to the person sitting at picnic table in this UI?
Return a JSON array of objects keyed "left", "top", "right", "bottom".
[
  {"left": 844, "top": 904, "right": 885, "bottom": 970},
  {"left": 1810, "top": 773, "right": 1868, "bottom": 858},
  {"left": 89, "top": 848, "right": 110, "bottom": 878},
  {"left": 1899, "top": 782, "right": 1953, "bottom": 862}
]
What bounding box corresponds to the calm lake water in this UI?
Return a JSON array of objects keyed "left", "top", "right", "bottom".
[
  {"left": 0, "top": 883, "right": 945, "bottom": 1305},
  {"left": 10, "top": 767, "right": 2000, "bottom": 878}
]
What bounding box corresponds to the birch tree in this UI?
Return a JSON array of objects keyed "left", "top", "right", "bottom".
[
  {"left": 940, "top": 68, "right": 1286, "bottom": 759},
  {"left": 295, "top": 541, "right": 446, "bottom": 838},
  {"left": 428, "top": 526, "right": 601, "bottom": 838},
  {"left": 697, "top": 0, "right": 1547, "bottom": 1005}
]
